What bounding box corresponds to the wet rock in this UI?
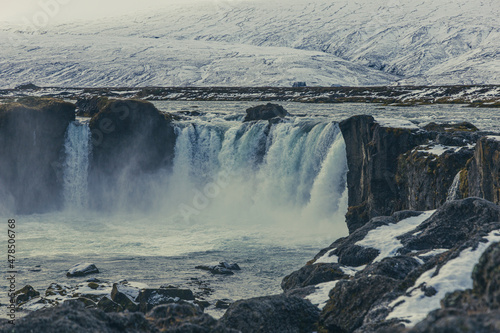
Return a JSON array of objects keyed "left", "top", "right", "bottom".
[
  {"left": 147, "top": 302, "right": 228, "bottom": 333},
  {"left": 282, "top": 263, "right": 348, "bottom": 291},
  {"left": 361, "top": 256, "right": 421, "bottom": 281},
  {"left": 45, "top": 283, "right": 71, "bottom": 297},
  {"left": 97, "top": 296, "right": 124, "bottom": 313},
  {"left": 243, "top": 103, "right": 288, "bottom": 122},
  {"left": 111, "top": 283, "right": 140, "bottom": 312},
  {"left": 136, "top": 288, "right": 194, "bottom": 313},
  {"left": 195, "top": 262, "right": 240, "bottom": 275},
  {"left": 339, "top": 115, "right": 429, "bottom": 232},
  {"left": 219, "top": 294, "right": 319, "bottom": 333},
  {"left": 88, "top": 99, "right": 176, "bottom": 210},
  {"left": 67, "top": 263, "right": 100, "bottom": 277},
  {"left": 0, "top": 300, "right": 156, "bottom": 333},
  {"left": 14, "top": 285, "right": 40, "bottom": 305},
  {"left": 423, "top": 122, "right": 479, "bottom": 133},
  {"left": 461, "top": 136, "right": 500, "bottom": 205},
  {"left": 215, "top": 299, "right": 231, "bottom": 309}
]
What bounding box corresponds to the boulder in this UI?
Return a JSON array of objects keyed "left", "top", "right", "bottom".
[
  {"left": 243, "top": 103, "right": 288, "bottom": 122},
  {"left": 14, "top": 285, "right": 40, "bottom": 305},
  {"left": 282, "top": 263, "right": 348, "bottom": 291},
  {"left": 136, "top": 287, "right": 195, "bottom": 313},
  {"left": 195, "top": 262, "right": 241, "bottom": 275},
  {"left": 219, "top": 294, "right": 320, "bottom": 333},
  {"left": 67, "top": 263, "right": 99, "bottom": 277}
]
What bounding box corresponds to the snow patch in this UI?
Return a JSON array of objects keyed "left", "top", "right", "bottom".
[
  {"left": 386, "top": 230, "right": 500, "bottom": 327},
  {"left": 356, "top": 211, "right": 435, "bottom": 263},
  {"left": 315, "top": 249, "right": 339, "bottom": 264},
  {"left": 306, "top": 280, "right": 339, "bottom": 310},
  {"left": 374, "top": 118, "right": 420, "bottom": 129}
]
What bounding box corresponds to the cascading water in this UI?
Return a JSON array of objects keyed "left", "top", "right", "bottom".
[
  {"left": 168, "top": 118, "right": 349, "bottom": 235},
  {"left": 62, "top": 119, "right": 91, "bottom": 210},
  {"left": 446, "top": 171, "right": 462, "bottom": 202}
]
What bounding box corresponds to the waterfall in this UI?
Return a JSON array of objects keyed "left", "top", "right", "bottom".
[
  {"left": 170, "top": 118, "right": 348, "bottom": 233},
  {"left": 58, "top": 116, "right": 349, "bottom": 236},
  {"left": 62, "top": 120, "right": 91, "bottom": 210},
  {"left": 446, "top": 171, "right": 462, "bottom": 202}
]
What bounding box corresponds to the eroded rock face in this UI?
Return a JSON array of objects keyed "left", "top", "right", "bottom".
[
  {"left": 339, "top": 115, "right": 488, "bottom": 233},
  {"left": 339, "top": 115, "right": 428, "bottom": 233},
  {"left": 219, "top": 294, "right": 320, "bottom": 333},
  {"left": 0, "top": 98, "right": 75, "bottom": 214},
  {"left": 461, "top": 136, "right": 500, "bottom": 205}
]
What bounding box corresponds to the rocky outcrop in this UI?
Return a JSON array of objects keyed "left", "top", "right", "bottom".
[
  {"left": 282, "top": 198, "right": 500, "bottom": 333},
  {"left": 339, "top": 116, "right": 428, "bottom": 232},
  {"left": 460, "top": 136, "right": 500, "bottom": 205},
  {"left": 407, "top": 242, "right": 500, "bottom": 333},
  {"left": 219, "top": 294, "right": 320, "bottom": 333},
  {"left": 396, "top": 147, "right": 474, "bottom": 211},
  {"left": 0, "top": 98, "right": 75, "bottom": 214},
  {"left": 243, "top": 103, "right": 288, "bottom": 122},
  {"left": 339, "top": 115, "right": 484, "bottom": 233},
  {"left": 88, "top": 99, "right": 176, "bottom": 210}
]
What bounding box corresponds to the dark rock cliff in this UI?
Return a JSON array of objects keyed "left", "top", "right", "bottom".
[
  {"left": 460, "top": 136, "right": 500, "bottom": 205},
  {"left": 339, "top": 115, "right": 486, "bottom": 233},
  {"left": 88, "top": 99, "right": 176, "bottom": 211},
  {"left": 0, "top": 98, "right": 75, "bottom": 214},
  {"left": 339, "top": 116, "right": 428, "bottom": 233}
]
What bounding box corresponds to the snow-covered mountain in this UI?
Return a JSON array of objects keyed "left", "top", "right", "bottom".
[{"left": 0, "top": 0, "right": 498, "bottom": 88}]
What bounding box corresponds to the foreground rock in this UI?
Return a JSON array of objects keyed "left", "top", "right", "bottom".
[
  {"left": 407, "top": 242, "right": 500, "bottom": 333},
  {"left": 283, "top": 198, "right": 500, "bottom": 332},
  {"left": 244, "top": 103, "right": 289, "bottom": 122},
  {"left": 219, "top": 294, "right": 319, "bottom": 333},
  {"left": 66, "top": 263, "right": 100, "bottom": 277}
]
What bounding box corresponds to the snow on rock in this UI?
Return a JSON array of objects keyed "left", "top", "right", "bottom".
[
  {"left": 486, "top": 136, "right": 500, "bottom": 142},
  {"left": 305, "top": 280, "right": 339, "bottom": 310},
  {"left": 356, "top": 211, "right": 435, "bottom": 262},
  {"left": 386, "top": 230, "right": 500, "bottom": 327},
  {"left": 315, "top": 249, "right": 339, "bottom": 264},
  {"left": 66, "top": 263, "right": 99, "bottom": 277},
  {"left": 374, "top": 118, "right": 420, "bottom": 129}
]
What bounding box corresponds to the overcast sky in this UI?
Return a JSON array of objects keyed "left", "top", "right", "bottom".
[{"left": 0, "top": 0, "right": 221, "bottom": 24}]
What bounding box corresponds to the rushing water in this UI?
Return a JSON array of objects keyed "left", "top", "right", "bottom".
[{"left": 2, "top": 102, "right": 499, "bottom": 318}]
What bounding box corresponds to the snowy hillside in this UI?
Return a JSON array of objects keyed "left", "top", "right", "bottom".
[{"left": 0, "top": 0, "right": 499, "bottom": 87}]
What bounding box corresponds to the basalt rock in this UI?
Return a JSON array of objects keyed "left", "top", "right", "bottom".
[
  {"left": 460, "top": 136, "right": 500, "bottom": 205},
  {"left": 0, "top": 97, "right": 75, "bottom": 214},
  {"left": 88, "top": 99, "right": 176, "bottom": 210},
  {"left": 243, "top": 103, "right": 288, "bottom": 122},
  {"left": 339, "top": 115, "right": 428, "bottom": 233},
  {"left": 219, "top": 294, "right": 320, "bottom": 333},
  {"left": 339, "top": 115, "right": 486, "bottom": 233}
]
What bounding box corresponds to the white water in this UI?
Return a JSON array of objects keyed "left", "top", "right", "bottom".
[
  {"left": 62, "top": 119, "right": 91, "bottom": 210},
  {"left": 446, "top": 171, "right": 462, "bottom": 202}
]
